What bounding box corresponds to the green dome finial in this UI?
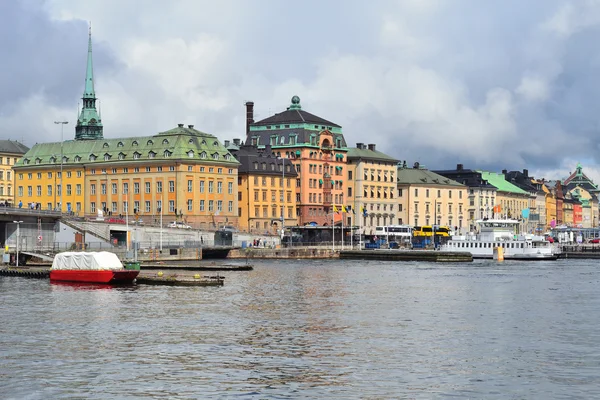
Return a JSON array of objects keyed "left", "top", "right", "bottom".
[{"left": 289, "top": 95, "right": 301, "bottom": 110}]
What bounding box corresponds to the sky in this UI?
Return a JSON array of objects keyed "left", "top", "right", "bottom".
[{"left": 3, "top": 0, "right": 600, "bottom": 183}]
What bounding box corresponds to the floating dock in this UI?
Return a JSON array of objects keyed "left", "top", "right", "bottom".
[
  {"left": 339, "top": 249, "right": 473, "bottom": 262},
  {"left": 136, "top": 272, "right": 224, "bottom": 286}
]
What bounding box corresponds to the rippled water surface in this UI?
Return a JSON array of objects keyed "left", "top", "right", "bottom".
[{"left": 2, "top": 259, "right": 600, "bottom": 399}]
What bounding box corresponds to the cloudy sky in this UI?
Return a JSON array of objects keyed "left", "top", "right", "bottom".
[{"left": 3, "top": 0, "right": 600, "bottom": 182}]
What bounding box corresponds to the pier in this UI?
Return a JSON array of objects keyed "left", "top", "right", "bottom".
[{"left": 339, "top": 249, "right": 473, "bottom": 262}]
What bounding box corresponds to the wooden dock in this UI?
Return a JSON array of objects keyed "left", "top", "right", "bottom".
[
  {"left": 339, "top": 249, "right": 473, "bottom": 262},
  {"left": 136, "top": 272, "right": 224, "bottom": 286}
]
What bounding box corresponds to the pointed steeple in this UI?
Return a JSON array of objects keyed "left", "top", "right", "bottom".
[{"left": 75, "top": 24, "right": 103, "bottom": 140}]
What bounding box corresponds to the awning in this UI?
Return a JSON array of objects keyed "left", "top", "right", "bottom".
[
  {"left": 319, "top": 179, "right": 323, "bottom": 184},
  {"left": 295, "top": 150, "right": 301, "bottom": 155},
  {"left": 336, "top": 166, "right": 342, "bottom": 170}
]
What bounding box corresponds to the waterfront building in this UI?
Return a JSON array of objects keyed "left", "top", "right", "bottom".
[
  {"left": 478, "top": 171, "right": 529, "bottom": 232},
  {"left": 14, "top": 30, "right": 239, "bottom": 228},
  {"left": 229, "top": 144, "right": 297, "bottom": 233},
  {"left": 503, "top": 169, "right": 541, "bottom": 233},
  {"left": 563, "top": 163, "right": 599, "bottom": 227},
  {"left": 397, "top": 163, "right": 468, "bottom": 233},
  {"left": 346, "top": 143, "right": 398, "bottom": 234},
  {"left": 542, "top": 183, "right": 557, "bottom": 229},
  {"left": 245, "top": 97, "right": 348, "bottom": 226},
  {"left": 0, "top": 140, "right": 29, "bottom": 205},
  {"left": 567, "top": 185, "right": 596, "bottom": 228},
  {"left": 433, "top": 164, "right": 497, "bottom": 232}
]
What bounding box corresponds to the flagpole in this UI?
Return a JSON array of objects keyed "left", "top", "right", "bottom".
[
  {"left": 341, "top": 207, "right": 344, "bottom": 250},
  {"left": 359, "top": 204, "right": 363, "bottom": 250},
  {"left": 332, "top": 209, "right": 335, "bottom": 252},
  {"left": 350, "top": 209, "right": 353, "bottom": 249}
]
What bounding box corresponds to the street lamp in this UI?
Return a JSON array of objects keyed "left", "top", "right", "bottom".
[
  {"left": 13, "top": 221, "right": 23, "bottom": 267},
  {"left": 54, "top": 121, "right": 68, "bottom": 213}
]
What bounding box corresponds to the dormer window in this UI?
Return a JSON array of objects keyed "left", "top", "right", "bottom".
[
  {"left": 271, "top": 163, "right": 275, "bottom": 171},
  {"left": 262, "top": 162, "right": 266, "bottom": 170},
  {"left": 213, "top": 141, "right": 218, "bottom": 146},
  {"left": 200, "top": 151, "right": 207, "bottom": 159},
  {"left": 148, "top": 151, "right": 156, "bottom": 159},
  {"left": 49, "top": 156, "right": 56, "bottom": 163},
  {"left": 133, "top": 152, "right": 141, "bottom": 160},
  {"left": 117, "top": 142, "right": 124, "bottom": 147},
  {"left": 104, "top": 153, "right": 111, "bottom": 161},
  {"left": 23, "top": 158, "right": 30, "bottom": 165},
  {"left": 147, "top": 140, "right": 154, "bottom": 146},
  {"left": 162, "top": 139, "right": 169, "bottom": 145},
  {"left": 188, "top": 139, "right": 194, "bottom": 144},
  {"left": 132, "top": 140, "right": 138, "bottom": 146},
  {"left": 224, "top": 154, "right": 231, "bottom": 161},
  {"left": 253, "top": 162, "right": 258, "bottom": 169},
  {"left": 74, "top": 156, "right": 81, "bottom": 162},
  {"left": 35, "top": 158, "right": 41, "bottom": 164},
  {"left": 212, "top": 152, "right": 219, "bottom": 160},
  {"left": 187, "top": 150, "right": 194, "bottom": 158},
  {"left": 118, "top": 152, "right": 125, "bottom": 160},
  {"left": 62, "top": 156, "right": 68, "bottom": 163},
  {"left": 164, "top": 150, "right": 172, "bottom": 158},
  {"left": 201, "top": 139, "right": 207, "bottom": 145},
  {"left": 103, "top": 143, "right": 109, "bottom": 148},
  {"left": 89, "top": 154, "right": 97, "bottom": 161}
]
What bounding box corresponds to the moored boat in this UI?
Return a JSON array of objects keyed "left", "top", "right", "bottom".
[
  {"left": 440, "top": 219, "right": 559, "bottom": 260},
  {"left": 50, "top": 251, "right": 139, "bottom": 283}
]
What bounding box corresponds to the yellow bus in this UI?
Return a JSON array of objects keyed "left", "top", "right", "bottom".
[{"left": 413, "top": 226, "right": 451, "bottom": 237}]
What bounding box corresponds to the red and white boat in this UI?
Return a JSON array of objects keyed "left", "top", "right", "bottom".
[{"left": 50, "top": 251, "right": 139, "bottom": 284}]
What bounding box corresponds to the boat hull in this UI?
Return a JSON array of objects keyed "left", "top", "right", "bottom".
[{"left": 50, "top": 270, "right": 139, "bottom": 283}]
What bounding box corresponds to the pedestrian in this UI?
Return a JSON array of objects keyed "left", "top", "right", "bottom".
[{"left": 18, "top": 201, "right": 22, "bottom": 208}]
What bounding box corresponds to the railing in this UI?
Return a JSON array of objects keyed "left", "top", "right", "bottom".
[{"left": 0, "top": 206, "right": 63, "bottom": 217}]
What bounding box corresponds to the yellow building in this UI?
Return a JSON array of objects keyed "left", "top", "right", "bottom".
[
  {"left": 542, "top": 184, "right": 557, "bottom": 229},
  {"left": 229, "top": 144, "right": 297, "bottom": 233},
  {"left": 14, "top": 31, "right": 239, "bottom": 229},
  {"left": 0, "top": 140, "right": 29, "bottom": 206},
  {"left": 346, "top": 143, "right": 398, "bottom": 234},
  {"left": 397, "top": 164, "right": 468, "bottom": 232}
]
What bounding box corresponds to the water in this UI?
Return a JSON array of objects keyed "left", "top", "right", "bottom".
[{"left": 2, "top": 259, "right": 600, "bottom": 399}]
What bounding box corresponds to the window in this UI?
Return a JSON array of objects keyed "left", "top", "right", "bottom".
[
  {"left": 169, "top": 200, "right": 175, "bottom": 212},
  {"left": 188, "top": 199, "right": 193, "bottom": 211},
  {"left": 169, "top": 166, "right": 175, "bottom": 171},
  {"left": 188, "top": 180, "right": 193, "bottom": 192},
  {"left": 112, "top": 202, "right": 117, "bottom": 212},
  {"left": 217, "top": 200, "right": 223, "bottom": 212},
  {"left": 414, "top": 188, "right": 418, "bottom": 197},
  {"left": 228, "top": 182, "right": 233, "bottom": 194},
  {"left": 156, "top": 200, "right": 162, "bottom": 213},
  {"left": 91, "top": 184, "right": 96, "bottom": 195},
  {"left": 208, "top": 200, "right": 214, "bottom": 212},
  {"left": 157, "top": 166, "right": 162, "bottom": 172},
  {"left": 134, "top": 182, "right": 140, "bottom": 194},
  {"left": 169, "top": 181, "right": 175, "bottom": 192},
  {"left": 208, "top": 181, "right": 214, "bottom": 193},
  {"left": 91, "top": 202, "right": 96, "bottom": 213},
  {"left": 145, "top": 201, "right": 151, "bottom": 213},
  {"left": 37, "top": 185, "right": 41, "bottom": 196},
  {"left": 76, "top": 184, "right": 81, "bottom": 195},
  {"left": 112, "top": 183, "right": 117, "bottom": 194},
  {"left": 200, "top": 200, "right": 205, "bottom": 211},
  {"left": 37, "top": 173, "right": 42, "bottom": 179},
  {"left": 47, "top": 185, "right": 52, "bottom": 196},
  {"left": 48, "top": 172, "right": 52, "bottom": 179},
  {"left": 217, "top": 181, "right": 222, "bottom": 194},
  {"left": 77, "top": 171, "right": 82, "bottom": 177},
  {"left": 145, "top": 182, "right": 150, "bottom": 194},
  {"left": 123, "top": 182, "right": 129, "bottom": 194},
  {"left": 157, "top": 181, "right": 162, "bottom": 193},
  {"left": 66, "top": 184, "right": 72, "bottom": 195},
  {"left": 200, "top": 181, "right": 205, "bottom": 193},
  {"left": 426, "top": 189, "right": 429, "bottom": 198}
]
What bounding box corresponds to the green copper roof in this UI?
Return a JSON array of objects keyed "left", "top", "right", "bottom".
[
  {"left": 76, "top": 26, "right": 103, "bottom": 140},
  {"left": 346, "top": 146, "right": 398, "bottom": 163},
  {"left": 16, "top": 125, "right": 239, "bottom": 168},
  {"left": 478, "top": 171, "right": 528, "bottom": 194},
  {"left": 397, "top": 167, "right": 464, "bottom": 186}
]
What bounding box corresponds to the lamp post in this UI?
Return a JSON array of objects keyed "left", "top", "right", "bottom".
[
  {"left": 13, "top": 220, "right": 23, "bottom": 267},
  {"left": 54, "top": 121, "right": 68, "bottom": 213},
  {"left": 278, "top": 156, "right": 285, "bottom": 241}
]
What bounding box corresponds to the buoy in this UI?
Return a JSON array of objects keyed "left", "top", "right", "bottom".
[
  {"left": 493, "top": 246, "right": 504, "bottom": 261},
  {"left": 194, "top": 273, "right": 200, "bottom": 279},
  {"left": 157, "top": 271, "right": 164, "bottom": 277}
]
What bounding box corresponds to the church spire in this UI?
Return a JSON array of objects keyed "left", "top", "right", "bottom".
[{"left": 75, "top": 24, "right": 103, "bottom": 140}]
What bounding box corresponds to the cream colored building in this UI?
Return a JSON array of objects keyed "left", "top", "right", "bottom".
[
  {"left": 0, "top": 140, "right": 29, "bottom": 205},
  {"left": 346, "top": 143, "right": 398, "bottom": 235},
  {"left": 397, "top": 164, "right": 468, "bottom": 233}
]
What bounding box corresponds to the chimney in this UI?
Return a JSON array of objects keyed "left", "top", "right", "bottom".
[
  {"left": 245, "top": 101, "right": 254, "bottom": 135},
  {"left": 523, "top": 169, "right": 528, "bottom": 177},
  {"left": 368, "top": 144, "right": 376, "bottom": 151},
  {"left": 224, "top": 140, "right": 230, "bottom": 147},
  {"left": 233, "top": 138, "right": 241, "bottom": 146},
  {"left": 188, "top": 124, "right": 194, "bottom": 129},
  {"left": 457, "top": 163, "right": 463, "bottom": 171},
  {"left": 502, "top": 169, "right": 507, "bottom": 175},
  {"left": 356, "top": 142, "right": 364, "bottom": 149},
  {"left": 178, "top": 123, "right": 184, "bottom": 128}
]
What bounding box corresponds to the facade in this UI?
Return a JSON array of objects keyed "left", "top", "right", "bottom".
[
  {"left": 478, "top": 171, "right": 529, "bottom": 233},
  {"left": 542, "top": 183, "right": 557, "bottom": 229},
  {"left": 503, "top": 169, "right": 542, "bottom": 233},
  {"left": 14, "top": 30, "right": 239, "bottom": 229},
  {"left": 0, "top": 140, "right": 30, "bottom": 205},
  {"left": 245, "top": 97, "right": 348, "bottom": 226},
  {"left": 397, "top": 164, "right": 468, "bottom": 233},
  {"left": 229, "top": 145, "right": 297, "bottom": 234},
  {"left": 567, "top": 185, "right": 595, "bottom": 228},
  {"left": 346, "top": 144, "right": 398, "bottom": 233},
  {"left": 563, "top": 163, "right": 599, "bottom": 227},
  {"left": 434, "top": 164, "right": 497, "bottom": 231}
]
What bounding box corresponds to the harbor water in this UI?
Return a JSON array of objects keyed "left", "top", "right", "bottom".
[{"left": 2, "top": 259, "right": 600, "bottom": 399}]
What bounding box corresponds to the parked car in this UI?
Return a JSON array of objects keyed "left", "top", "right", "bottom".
[
  {"left": 589, "top": 238, "right": 600, "bottom": 244},
  {"left": 168, "top": 221, "right": 192, "bottom": 229}
]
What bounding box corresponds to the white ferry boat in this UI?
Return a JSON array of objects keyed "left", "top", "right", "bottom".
[{"left": 440, "top": 219, "right": 558, "bottom": 260}]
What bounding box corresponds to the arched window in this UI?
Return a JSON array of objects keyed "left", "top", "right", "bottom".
[
  {"left": 117, "top": 142, "right": 124, "bottom": 147},
  {"left": 132, "top": 140, "right": 138, "bottom": 146},
  {"left": 103, "top": 143, "right": 109, "bottom": 148},
  {"left": 147, "top": 140, "right": 154, "bottom": 146},
  {"left": 201, "top": 139, "right": 207, "bottom": 145},
  {"left": 188, "top": 139, "right": 194, "bottom": 144},
  {"left": 162, "top": 139, "right": 169, "bottom": 145}
]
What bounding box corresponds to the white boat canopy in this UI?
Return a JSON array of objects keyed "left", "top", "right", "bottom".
[{"left": 51, "top": 251, "right": 124, "bottom": 271}]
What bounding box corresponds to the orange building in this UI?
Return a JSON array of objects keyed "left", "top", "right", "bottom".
[{"left": 245, "top": 97, "right": 348, "bottom": 226}]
